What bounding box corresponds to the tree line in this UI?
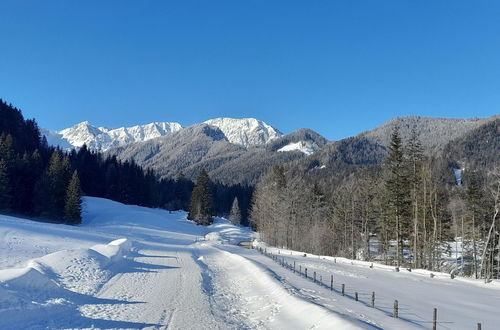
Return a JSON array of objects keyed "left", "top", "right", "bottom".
[
  {"left": 251, "top": 125, "right": 500, "bottom": 280},
  {"left": 0, "top": 99, "right": 252, "bottom": 225}
]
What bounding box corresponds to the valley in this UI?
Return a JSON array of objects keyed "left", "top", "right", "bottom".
[{"left": 2, "top": 197, "right": 498, "bottom": 329}]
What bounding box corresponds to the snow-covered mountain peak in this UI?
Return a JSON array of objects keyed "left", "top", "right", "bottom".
[
  {"left": 44, "top": 121, "right": 183, "bottom": 152},
  {"left": 43, "top": 117, "right": 282, "bottom": 151},
  {"left": 203, "top": 117, "right": 282, "bottom": 147}
]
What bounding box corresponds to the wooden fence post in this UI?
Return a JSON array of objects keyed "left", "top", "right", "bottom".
[
  {"left": 299, "top": 265, "right": 302, "bottom": 274},
  {"left": 355, "top": 292, "right": 358, "bottom": 301},
  {"left": 330, "top": 275, "right": 333, "bottom": 290},
  {"left": 341, "top": 284, "right": 345, "bottom": 296},
  {"left": 477, "top": 323, "right": 482, "bottom": 330},
  {"left": 371, "top": 292, "right": 375, "bottom": 307},
  {"left": 313, "top": 271, "right": 316, "bottom": 283},
  {"left": 305, "top": 268, "right": 308, "bottom": 279},
  {"left": 433, "top": 308, "right": 437, "bottom": 330},
  {"left": 293, "top": 261, "right": 296, "bottom": 273},
  {"left": 393, "top": 300, "right": 398, "bottom": 318}
]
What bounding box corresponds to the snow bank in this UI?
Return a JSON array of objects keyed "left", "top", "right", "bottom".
[
  {"left": 0, "top": 237, "right": 132, "bottom": 309},
  {"left": 0, "top": 266, "right": 60, "bottom": 295}
]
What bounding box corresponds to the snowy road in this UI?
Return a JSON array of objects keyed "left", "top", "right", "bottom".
[
  {"left": 79, "top": 245, "right": 223, "bottom": 329},
  {"left": 1, "top": 197, "right": 499, "bottom": 329}
]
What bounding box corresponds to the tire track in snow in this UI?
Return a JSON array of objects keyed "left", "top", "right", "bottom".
[{"left": 79, "top": 245, "right": 224, "bottom": 329}]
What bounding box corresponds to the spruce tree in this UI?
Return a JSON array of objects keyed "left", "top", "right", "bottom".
[
  {"left": 229, "top": 197, "right": 241, "bottom": 225},
  {"left": 0, "top": 159, "right": 11, "bottom": 212},
  {"left": 36, "top": 150, "right": 67, "bottom": 219},
  {"left": 385, "top": 126, "right": 411, "bottom": 267},
  {"left": 188, "top": 169, "right": 213, "bottom": 225},
  {"left": 64, "top": 171, "right": 82, "bottom": 225}
]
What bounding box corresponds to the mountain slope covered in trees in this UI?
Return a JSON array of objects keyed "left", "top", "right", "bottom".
[
  {"left": 359, "top": 115, "right": 499, "bottom": 151},
  {"left": 251, "top": 116, "right": 500, "bottom": 281},
  {"left": 106, "top": 124, "right": 324, "bottom": 186}
]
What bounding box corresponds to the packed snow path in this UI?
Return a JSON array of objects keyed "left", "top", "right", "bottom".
[{"left": 1, "top": 197, "right": 499, "bottom": 329}]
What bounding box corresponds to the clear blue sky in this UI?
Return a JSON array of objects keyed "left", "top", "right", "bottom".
[{"left": 1, "top": 1, "right": 499, "bottom": 140}]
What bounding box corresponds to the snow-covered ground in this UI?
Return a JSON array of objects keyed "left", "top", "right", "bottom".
[{"left": 1, "top": 197, "right": 499, "bottom": 329}]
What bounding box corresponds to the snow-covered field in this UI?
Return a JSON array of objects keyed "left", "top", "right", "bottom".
[{"left": 1, "top": 197, "right": 499, "bottom": 329}]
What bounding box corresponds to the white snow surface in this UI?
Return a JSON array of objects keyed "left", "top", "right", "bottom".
[
  {"left": 204, "top": 117, "right": 282, "bottom": 147},
  {"left": 1, "top": 198, "right": 499, "bottom": 329},
  {"left": 44, "top": 121, "right": 183, "bottom": 151},
  {"left": 277, "top": 140, "right": 319, "bottom": 155}
]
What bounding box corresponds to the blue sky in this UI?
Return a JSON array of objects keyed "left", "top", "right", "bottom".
[{"left": 1, "top": 1, "right": 499, "bottom": 140}]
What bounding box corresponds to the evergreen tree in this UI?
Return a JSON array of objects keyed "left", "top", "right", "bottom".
[
  {"left": 229, "top": 197, "right": 241, "bottom": 225},
  {"left": 35, "top": 150, "right": 70, "bottom": 219},
  {"left": 64, "top": 171, "right": 82, "bottom": 225},
  {"left": 0, "top": 159, "right": 11, "bottom": 212},
  {"left": 188, "top": 169, "right": 213, "bottom": 225},
  {"left": 385, "top": 127, "right": 411, "bottom": 267}
]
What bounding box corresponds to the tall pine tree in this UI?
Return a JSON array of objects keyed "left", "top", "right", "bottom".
[
  {"left": 385, "top": 127, "right": 411, "bottom": 267},
  {"left": 35, "top": 150, "right": 70, "bottom": 219},
  {"left": 188, "top": 169, "right": 213, "bottom": 225},
  {"left": 64, "top": 171, "right": 82, "bottom": 225}
]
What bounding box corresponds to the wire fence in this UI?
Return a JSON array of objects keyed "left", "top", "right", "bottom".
[{"left": 255, "top": 246, "right": 483, "bottom": 330}]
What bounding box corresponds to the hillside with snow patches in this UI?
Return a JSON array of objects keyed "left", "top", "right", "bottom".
[
  {"left": 1, "top": 197, "right": 499, "bottom": 329},
  {"left": 277, "top": 140, "right": 320, "bottom": 155}
]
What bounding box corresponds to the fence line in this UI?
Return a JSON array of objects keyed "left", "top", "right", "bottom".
[{"left": 255, "top": 246, "right": 483, "bottom": 329}]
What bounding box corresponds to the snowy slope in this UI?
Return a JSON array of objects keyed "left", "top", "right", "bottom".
[
  {"left": 44, "top": 121, "right": 182, "bottom": 151},
  {"left": 277, "top": 140, "right": 319, "bottom": 155},
  {"left": 1, "top": 198, "right": 499, "bottom": 329},
  {"left": 204, "top": 117, "right": 283, "bottom": 147}
]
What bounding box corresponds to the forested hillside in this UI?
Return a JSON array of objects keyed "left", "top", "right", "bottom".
[
  {"left": 106, "top": 124, "right": 317, "bottom": 186},
  {"left": 360, "top": 115, "right": 499, "bottom": 151},
  {"left": 0, "top": 100, "right": 189, "bottom": 224},
  {"left": 251, "top": 119, "right": 500, "bottom": 280},
  {"left": 443, "top": 118, "right": 500, "bottom": 169}
]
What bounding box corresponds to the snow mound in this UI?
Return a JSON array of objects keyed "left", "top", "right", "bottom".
[
  {"left": 0, "top": 266, "right": 60, "bottom": 298},
  {"left": 0, "top": 237, "right": 132, "bottom": 302},
  {"left": 90, "top": 238, "right": 132, "bottom": 263},
  {"left": 204, "top": 232, "right": 222, "bottom": 242}
]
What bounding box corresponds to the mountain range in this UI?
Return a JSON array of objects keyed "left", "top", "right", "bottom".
[
  {"left": 42, "top": 115, "right": 499, "bottom": 186},
  {"left": 43, "top": 117, "right": 283, "bottom": 152}
]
